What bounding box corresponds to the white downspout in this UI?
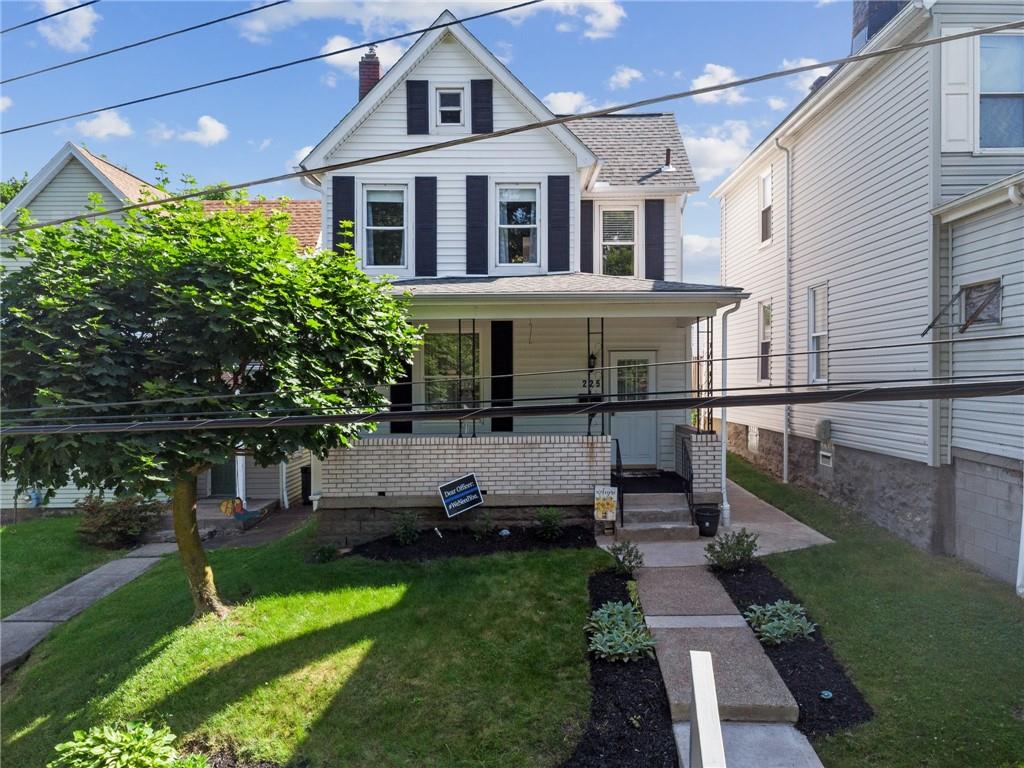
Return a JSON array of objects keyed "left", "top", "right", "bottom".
[
  {"left": 278, "top": 461, "right": 289, "bottom": 509},
  {"left": 1017, "top": 486, "right": 1024, "bottom": 597},
  {"left": 720, "top": 301, "right": 741, "bottom": 527},
  {"left": 234, "top": 453, "right": 247, "bottom": 509},
  {"left": 776, "top": 137, "right": 793, "bottom": 483}
]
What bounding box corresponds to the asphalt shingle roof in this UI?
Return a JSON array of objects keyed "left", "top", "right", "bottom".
[
  {"left": 201, "top": 200, "right": 322, "bottom": 251},
  {"left": 76, "top": 144, "right": 168, "bottom": 202},
  {"left": 564, "top": 114, "right": 696, "bottom": 189},
  {"left": 392, "top": 273, "right": 740, "bottom": 296}
]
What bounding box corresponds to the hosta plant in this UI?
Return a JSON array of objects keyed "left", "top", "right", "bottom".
[
  {"left": 48, "top": 721, "right": 177, "bottom": 768},
  {"left": 743, "top": 600, "right": 817, "bottom": 646},
  {"left": 585, "top": 600, "right": 656, "bottom": 662}
]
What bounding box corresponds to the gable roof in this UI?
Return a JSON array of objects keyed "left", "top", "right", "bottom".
[
  {"left": 566, "top": 114, "right": 697, "bottom": 190},
  {"left": 300, "top": 10, "right": 596, "bottom": 174},
  {"left": 2, "top": 142, "right": 165, "bottom": 227},
  {"left": 202, "top": 199, "right": 322, "bottom": 250}
]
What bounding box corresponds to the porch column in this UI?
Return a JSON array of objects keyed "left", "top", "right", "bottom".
[
  {"left": 719, "top": 302, "right": 741, "bottom": 527},
  {"left": 235, "top": 453, "right": 247, "bottom": 509}
]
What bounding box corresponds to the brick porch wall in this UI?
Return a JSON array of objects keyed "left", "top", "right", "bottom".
[{"left": 675, "top": 426, "right": 722, "bottom": 502}]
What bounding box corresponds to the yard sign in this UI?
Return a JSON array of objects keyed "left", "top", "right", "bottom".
[
  {"left": 438, "top": 473, "right": 484, "bottom": 518},
  {"left": 594, "top": 485, "right": 618, "bottom": 521}
]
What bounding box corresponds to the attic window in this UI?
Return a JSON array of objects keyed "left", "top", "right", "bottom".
[
  {"left": 436, "top": 88, "right": 463, "bottom": 126},
  {"left": 962, "top": 279, "right": 1002, "bottom": 328}
]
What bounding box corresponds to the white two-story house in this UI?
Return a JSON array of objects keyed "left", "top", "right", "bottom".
[
  {"left": 713, "top": 0, "right": 1023, "bottom": 588},
  {"left": 299, "top": 11, "right": 747, "bottom": 541}
]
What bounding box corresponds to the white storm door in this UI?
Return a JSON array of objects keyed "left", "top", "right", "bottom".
[{"left": 610, "top": 351, "right": 657, "bottom": 466}]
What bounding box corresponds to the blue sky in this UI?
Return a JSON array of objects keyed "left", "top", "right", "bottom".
[{"left": 0, "top": 0, "right": 853, "bottom": 283}]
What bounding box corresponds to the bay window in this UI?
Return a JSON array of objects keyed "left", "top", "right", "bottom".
[
  {"left": 601, "top": 209, "right": 636, "bottom": 276},
  {"left": 364, "top": 187, "right": 405, "bottom": 267},
  {"left": 497, "top": 185, "right": 539, "bottom": 265}
]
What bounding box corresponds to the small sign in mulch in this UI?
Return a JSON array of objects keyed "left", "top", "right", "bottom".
[{"left": 438, "top": 473, "right": 483, "bottom": 518}]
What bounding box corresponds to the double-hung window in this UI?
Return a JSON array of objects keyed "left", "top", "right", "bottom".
[
  {"left": 601, "top": 209, "right": 636, "bottom": 276},
  {"left": 759, "top": 170, "right": 773, "bottom": 243},
  {"left": 497, "top": 185, "right": 539, "bottom": 265},
  {"left": 809, "top": 285, "right": 828, "bottom": 383},
  {"left": 757, "top": 301, "right": 772, "bottom": 381},
  {"left": 979, "top": 34, "right": 1024, "bottom": 150},
  {"left": 423, "top": 333, "right": 480, "bottom": 409},
  {"left": 364, "top": 186, "right": 405, "bottom": 267},
  {"left": 436, "top": 88, "right": 464, "bottom": 127}
]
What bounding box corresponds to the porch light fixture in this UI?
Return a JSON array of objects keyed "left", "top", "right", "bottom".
[{"left": 588, "top": 352, "right": 597, "bottom": 370}]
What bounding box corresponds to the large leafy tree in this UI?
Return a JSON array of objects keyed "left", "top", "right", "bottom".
[
  {"left": 1, "top": 192, "right": 421, "bottom": 618},
  {"left": 1, "top": 172, "right": 29, "bottom": 208}
]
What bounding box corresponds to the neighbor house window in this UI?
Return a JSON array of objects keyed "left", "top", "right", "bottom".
[
  {"left": 809, "top": 285, "right": 828, "bottom": 383},
  {"left": 962, "top": 279, "right": 1002, "bottom": 327},
  {"left": 601, "top": 209, "right": 636, "bottom": 276},
  {"left": 759, "top": 170, "right": 773, "bottom": 243},
  {"left": 979, "top": 34, "right": 1024, "bottom": 149},
  {"left": 424, "top": 333, "right": 480, "bottom": 408},
  {"left": 497, "top": 185, "right": 539, "bottom": 264},
  {"left": 758, "top": 301, "right": 772, "bottom": 381},
  {"left": 436, "top": 88, "right": 464, "bottom": 126},
  {"left": 364, "top": 187, "right": 405, "bottom": 267}
]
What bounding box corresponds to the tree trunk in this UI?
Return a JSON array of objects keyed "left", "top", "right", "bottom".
[{"left": 172, "top": 474, "right": 229, "bottom": 620}]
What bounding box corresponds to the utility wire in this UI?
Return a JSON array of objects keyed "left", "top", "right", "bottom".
[
  {"left": 1, "top": 0, "right": 290, "bottom": 84},
  {"left": 1, "top": 0, "right": 545, "bottom": 134},
  {"left": 4, "top": 331, "right": 1022, "bottom": 415},
  {"left": 1, "top": 0, "right": 99, "bottom": 34},
  {"left": 4, "top": 18, "right": 1022, "bottom": 231}
]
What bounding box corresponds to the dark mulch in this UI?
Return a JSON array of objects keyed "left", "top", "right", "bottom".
[
  {"left": 561, "top": 569, "right": 678, "bottom": 768},
  {"left": 182, "top": 747, "right": 286, "bottom": 768},
  {"left": 714, "top": 561, "right": 873, "bottom": 737},
  {"left": 349, "top": 524, "right": 596, "bottom": 561}
]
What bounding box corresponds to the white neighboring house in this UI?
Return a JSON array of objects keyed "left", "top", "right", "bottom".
[
  {"left": 712, "top": 0, "right": 1024, "bottom": 589},
  {"left": 298, "top": 11, "right": 746, "bottom": 538},
  {"left": 0, "top": 143, "right": 314, "bottom": 515}
]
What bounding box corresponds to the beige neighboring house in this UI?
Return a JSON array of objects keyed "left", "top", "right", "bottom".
[{"left": 1, "top": 143, "right": 314, "bottom": 515}]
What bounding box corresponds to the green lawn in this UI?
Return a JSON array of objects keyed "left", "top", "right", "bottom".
[
  {"left": 2, "top": 526, "right": 610, "bottom": 767},
  {"left": 728, "top": 454, "right": 1024, "bottom": 768},
  {"left": 1, "top": 515, "right": 127, "bottom": 618}
]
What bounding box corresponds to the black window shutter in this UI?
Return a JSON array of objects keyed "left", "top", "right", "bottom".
[
  {"left": 332, "top": 176, "right": 355, "bottom": 253},
  {"left": 644, "top": 199, "right": 665, "bottom": 280},
  {"left": 389, "top": 361, "right": 413, "bottom": 434},
  {"left": 580, "top": 199, "right": 594, "bottom": 273},
  {"left": 466, "top": 175, "right": 488, "bottom": 275},
  {"left": 490, "top": 321, "right": 514, "bottom": 432},
  {"left": 547, "top": 175, "right": 570, "bottom": 272},
  {"left": 471, "top": 79, "right": 493, "bottom": 134},
  {"left": 414, "top": 176, "right": 437, "bottom": 276},
  {"left": 406, "top": 80, "right": 429, "bottom": 135}
]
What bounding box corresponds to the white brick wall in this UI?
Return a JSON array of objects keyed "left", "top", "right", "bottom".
[
  {"left": 676, "top": 426, "right": 722, "bottom": 496},
  {"left": 322, "top": 435, "right": 611, "bottom": 497}
]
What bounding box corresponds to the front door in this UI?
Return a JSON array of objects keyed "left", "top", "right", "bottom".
[
  {"left": 610, "top": 351, "right": 657, "bottom": 466},
  {"left": 209, "top": 461, "right": 236, "bottom": 497}
]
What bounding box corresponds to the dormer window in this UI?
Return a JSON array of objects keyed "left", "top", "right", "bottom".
[{"left": 436, "top": 88, "right": 464, "bottom": 126}]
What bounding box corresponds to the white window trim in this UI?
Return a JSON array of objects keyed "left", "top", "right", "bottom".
[
  {"left": 491, "top": 180, "right": 544, "bottom": 274},
  {"left": 757, "top": 300, "right": 772, "bottom": 383},
  {"left": 595, "top": 202, "right": 644, "bottom": 278},
  {"left": 358, "top": 182, "right": 413, "bottom": 278},
  {"left": 435, "top": 87, "right": 465, "bottom": 128},
  {"left": 974, "top": 30, "right": 1024, "bottom": 156},
  {"left": 431, "top": 81, "right": 470, "bottom": 134},
  {"left": 959, "top": 277, "right": 1003, "bottom": 327},
  {"left": 808, "top": 284, "right": 828, "bottom": 384},
  {"left": 758, "top": 168, "right": 773, "bottom": 247}
]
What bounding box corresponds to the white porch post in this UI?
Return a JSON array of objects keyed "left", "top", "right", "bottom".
[
  {"left": 234, "top": 453, "right": 247, "bottom": 509},
  {"left": 278, "top": 461, "right": 289, "bottom": 509},
  {"left": 720, "top": 302, "right": 741, "bottom": 527},
  {"left": 310, "top": 455, "right": 323, "bottom": 511}
]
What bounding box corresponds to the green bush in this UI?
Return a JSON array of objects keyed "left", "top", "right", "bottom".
[
  {"left": 627, "top": 579, "right": 641, "bottom": 609},
  {"left": 704, "top": 528, "right": 759, "bottom": 571},
  {"left": 48, "top": 721, "right": 177, "bottom": 768},
  {"left": 585, "top": 601, "right": 655, "bottom": 662},
  {"left": 310, "top": 544, "right": 339, "bottom": 563},
  {"left": 392, "top": 510, "right": 419, "bottom": 546},
  {"left": 608, "top": 540, "right": 644, "bottom": 576},
  {"left": 535, "top": 507, "right": 564, "bottom": 541},
  {"left": 469, "top": 511, "right": 494, "bottom": 541},
  {"left": 744, "top": 600, "right": 817, "bottom": 646},
  {"left": 171, "top": 756, "right": 209, "bottom": 768},
  {"left": 75, "top": 496, "right": 165, "bottom": 549}
]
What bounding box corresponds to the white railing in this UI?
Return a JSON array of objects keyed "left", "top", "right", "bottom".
[{"left": 689, "top": 650, "right": 727, "bottom": 768}]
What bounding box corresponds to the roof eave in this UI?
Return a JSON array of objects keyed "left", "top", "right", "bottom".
[{"left": 932, "top": 170, "right": 1024, "bottom": 223}]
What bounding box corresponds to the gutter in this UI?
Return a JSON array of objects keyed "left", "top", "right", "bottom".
[{"left": 775, "top": 137, "right": 793, "bottom": 484}]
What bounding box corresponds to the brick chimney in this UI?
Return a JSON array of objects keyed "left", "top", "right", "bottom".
[{"left": 358, "top": 46, "right": 380, "bottom": 100}]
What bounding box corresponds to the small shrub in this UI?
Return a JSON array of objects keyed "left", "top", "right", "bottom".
[
  {"left": 392, "top": 510, "right": 419, "bottom": 546},
  {"left": 704, "top": 528, "right": 759, "bottom": 571},
  {"left": 609, "top": 540, "right": 644, "bottom": 576},
  {"left": 76, "top": 496, "right": 165, "bottom": 549},
  {"left": 310, "top": 544, "right": 339, "bottom": 563},
  {"left": 744, "top": 600, "right": 817, "bottom": 646},
  {"left": 48, "top": 721, "right": 177, "bottom": 768},
  {"left": 585, "top": 601, "right": 656, "bottom": 662},
  {"left": 535, "top": 507, "right": 564, "bottom": 541},
  {"left": 172, "top": 757, "right": 209, "bottom": 768},
  {"left": 627, "top": 579, "right": 641, "bottom": 609}
]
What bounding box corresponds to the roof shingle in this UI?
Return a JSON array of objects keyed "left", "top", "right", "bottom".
[
  {"left": 392, "top": 272, "right": 740, "bottom": 296},
  {"left": 75, "top": 145, "right": 168, "bottom": 202},
  {"left": 201, "top": 199, "right": 322, "bottom": 251}
]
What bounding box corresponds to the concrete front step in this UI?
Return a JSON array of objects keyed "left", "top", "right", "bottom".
[
  {"left": 616, "top": 522, "right": 699, "bottom": 542},
  {"left": 627, "top": 507, "right": 689, "bottom": 523},
  {"left": 623, "top": 492, "right": 688, "bottom": 510}
]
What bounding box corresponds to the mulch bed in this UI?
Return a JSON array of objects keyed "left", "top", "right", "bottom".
[
  {"left": 714, "top": 561, "right": 873, "bottom": 737},
  {"left": 349, "top": 524, "right": 596, "bottom": 561},
  {"left": 561, "top": 569, "right": 678, "bottom": 768}
]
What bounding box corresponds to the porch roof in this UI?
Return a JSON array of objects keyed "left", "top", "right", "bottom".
[{"left": 393, "top": 272, "right": 742, "bottom": 296}]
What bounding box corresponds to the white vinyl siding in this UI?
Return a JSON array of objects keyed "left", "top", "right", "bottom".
[{"left": 285, "top": 451, "right": 312, "bottom": 507}]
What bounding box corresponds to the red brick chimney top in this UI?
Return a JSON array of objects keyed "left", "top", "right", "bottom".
[{"left": 358, "top": 46, "right": 381, "bottom": 100}]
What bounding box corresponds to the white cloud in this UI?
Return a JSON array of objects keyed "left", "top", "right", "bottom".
[
  {"left": 607, "top": 65, "right": 643, "bottom": 91},
  {"left": 320, "top": 37, "right": 407, "bottom": 76},
  {"left": 321, "top": 71, "right": 338, "bottom": 88},
  {"left": 682, "top": 120, "right": 752, "bottom": 183},
  {"left": 75, "top": 110, "right": 132, "bottom": 139},
  {"left": 493, "top": 41, "right": 514, "bottom": 66},
  {"left": 781, "top": 57, "right": 833, "bottom": 93},
  {"left": 286, "top": 145, "right": 314, "bottom": 172},
  {"left": 179, "top": 115, "right": 229, "bottom": 147},
  {"left": 248, "top": 137, "right": 273, "bottom": 152},
  {"left": 555, "top": 21, "right": 575, "bottom": 33},
  {"left": 37, "top": 0, "right": 100, "bottom": 52},
  {"left": 767, "top": 97, "right": 788, "bottom": 111},
  {"left": 691, "top": 64, "right": 749, "bottom": 105},
  {"left": 542, "top": 91, "right": 594, "bottom": 114},
  {"left": 0, "top": 96, "right": 11, "bottom": 113},
  {"left": 147, "top": 122, "right": 175, "bottom": 142},
  {"left": 682, "top": 233, "right": 722, "bottom": 284},
  {"left": 672, "top": 69, "right": 684, "bottom": 80}
]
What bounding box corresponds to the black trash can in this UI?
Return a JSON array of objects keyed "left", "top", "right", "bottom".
[{"left": 693, "top": 503, "right": 721, "bottom": 537}]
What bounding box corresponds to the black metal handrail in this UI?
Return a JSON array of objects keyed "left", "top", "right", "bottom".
[
  {"left": 610, "top": 437, "right": 624, "bottom": 528},
  {"left": 679, "top": 434, "right": 695, "bottom": 523}
]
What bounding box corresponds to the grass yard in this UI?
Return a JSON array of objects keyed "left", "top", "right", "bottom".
[
  {"left": 728, "top": 454, "right": 1024, "bottom": 768},
  {"left": 1, "top": 515, "right": 127, "bottom": 618},
  {"left": 1, "top": 525, "right": 610, "bottom": 767}
]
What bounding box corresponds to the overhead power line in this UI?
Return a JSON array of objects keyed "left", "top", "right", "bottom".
[
  {"left": 1, "top": 0, "right": 290, "bottom": 84},
  {"left": 1, "top": 0, "right": 544, "bottom": 134},
  {"left": 3, "top": 380, "right": 1022, "bottom": 437},
  {"left": 4, "top": 18, "right": 1022, "bottom": 233},
  {"left": 1, "top": 0, "right": 99, "bottom": 34}
]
